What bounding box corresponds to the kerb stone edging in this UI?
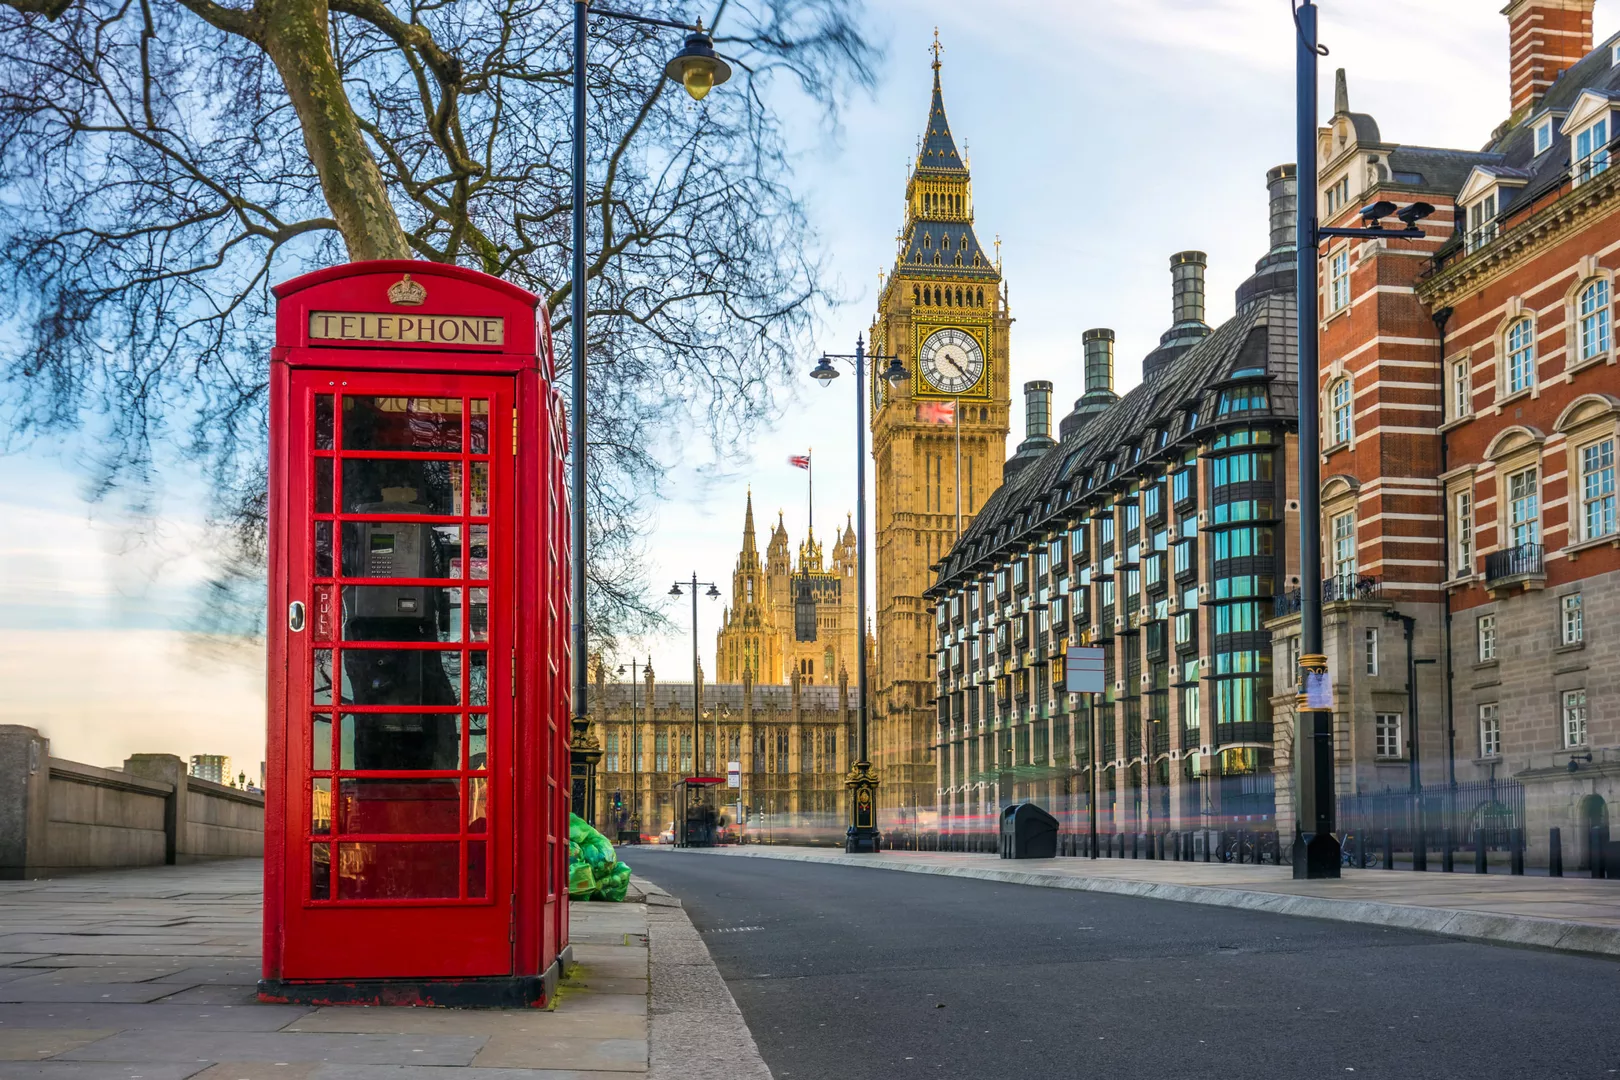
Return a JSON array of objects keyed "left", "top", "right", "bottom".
[
  {"left": 674, "top": 847, "right": 1620, "bottom": 960},
  {"left": 633, "top": 875, "right": 773, "bottom": 1080}
]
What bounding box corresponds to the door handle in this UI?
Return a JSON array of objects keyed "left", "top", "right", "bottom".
[{"left": 289, "top": 601, "right": 307, "bottom": 633}]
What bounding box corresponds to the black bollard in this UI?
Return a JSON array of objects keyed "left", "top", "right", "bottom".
[
  {"left": 1156, "top": 832, "right": 1166, "bottom": 861},
  {"left": 1550, "top": 828, "right": 1563, "bottom": 877},
  {"left": 1413, "top": 827, "right": 1428, "bottom": 872},
  {"left": 1442, "top": 828, "right": 1454, "bottom": 873},
  {"left": 1511, "top": 828, "right": 1525, "bottom": 875},
  {"left": 1382, "top": 828, "right": 1394, "bottom": 870},
  {"left": 1474, "top": 829, "right": 1488, "bottom": 874},
  {"left": 1203, "top": 831, "right": 1211, "bottom": 863},
  {"left": 1591, "top": 826, "right": 1605, "bottom": 879}
]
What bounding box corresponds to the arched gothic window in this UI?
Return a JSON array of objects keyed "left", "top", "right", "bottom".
[
  {"left": 923, "top": 234, "right": 931, "bottom": 249},
  {"left": 913, "top": 285, "right": 921, "bottom": 306},
  {"left": 976, "top": 287, "right": 984, "bottom": 306},
  {"left": 944, "top": 287, "right": 952, "bottom": 306},
  {"left": 943, "top": 235, "right": 952, "bottom": 251},
  {"left": 955, "top": 287, "right": 963, "bottom": 305}
]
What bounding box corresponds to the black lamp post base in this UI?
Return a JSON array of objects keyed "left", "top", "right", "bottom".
[
  {"left": 845, "top": 826, "right": 881, "bottom": 854},
  {"left": 1293, "top": 829, "right": 1341, "bottom": 879}
]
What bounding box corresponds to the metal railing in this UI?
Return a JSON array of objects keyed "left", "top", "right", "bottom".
[
  {"left": 1485, "top": 543, "right": 1543, "bottom": 583},
  {"left": 1271, "top": 574, "right": 1382, "bottom": 618},
  {"left": 1338, "top": 779, "right": 1525, "bottom": 851}
]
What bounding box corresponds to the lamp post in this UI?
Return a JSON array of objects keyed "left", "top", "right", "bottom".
[
  {"left": 567, "top": 2, "right": 731, "bottom": 824},
  {"left": 810, "top": 336, "right": 910, "bottom": 853},
  {"left": 1292, "top": 0, "right": 1433, "bottom": 878},
  {"left": 668, "top": 575, "right": 721, "bottom": 773},
  {"left": 617, "top": 657, "right": 648, "bottom": 842}
]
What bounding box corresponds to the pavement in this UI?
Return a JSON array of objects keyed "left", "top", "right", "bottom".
[
  {"left": 0, "top": 858, "right": 769, "bottom": 1080},
  {"left": 671, "top": 844, "right": 1620, "bottom": 957},
  {"left": 631, "top": 847, "right": 1620, "bottom": 1080}
]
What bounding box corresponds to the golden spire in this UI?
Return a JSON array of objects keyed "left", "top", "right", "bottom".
[{"left": 930, "top": 27, "right": 943, "bottom": 71}]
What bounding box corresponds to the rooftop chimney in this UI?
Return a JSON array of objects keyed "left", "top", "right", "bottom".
[
  {"left": 1170, "top": 251, "right": 1207, "bottom": 328},
  {"left": 1143, "top": 253, "right": 1212, "bottom": 382},
  {"left": 1235, "top": 164, "right": 1299, "bottom": 310},
  {"left": 1006, "top": 380, "right": 1057, "bottom": 481},
  {"left": 1057, "top": 329, "right": 1120, "bottom": 442},
  {"left": 1505, "top": 0, "right": 1594, "bottom": 117},
  {"left": 1022, "top": 381, "right": 1054, "bottom": 445},
  {"left": 1084, "top": 329, "right": 1114, "bottom": 395}
]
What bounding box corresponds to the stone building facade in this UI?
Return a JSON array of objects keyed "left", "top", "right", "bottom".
[
  {"left": 713, "top": 493, "right": 860, "bottom": 688},
  {"left": 1269, "top": 0, "right": 1620, "bottom": 866},
  {"left": 587, "top": 662, "right": 853, "bottom": 842},
  {"left": 926, "top": 166, "right": 1302, "bottom": 845}
]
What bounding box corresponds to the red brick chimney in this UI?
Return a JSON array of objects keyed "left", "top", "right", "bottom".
[{"left": 1505, "top": 0, "right": 1595, "bottom": 116}]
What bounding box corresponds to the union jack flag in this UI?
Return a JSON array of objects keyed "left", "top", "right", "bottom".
[
  {"left": 788, "top": 454, "right": 811, "bottom": 469},
  {"left": 916, "top": 400, "right": 956, "bottom": 425}
]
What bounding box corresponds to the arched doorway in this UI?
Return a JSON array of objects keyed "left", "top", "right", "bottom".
[{"left": 1577, "top": 794, "right": 1609, "bottom": 871}]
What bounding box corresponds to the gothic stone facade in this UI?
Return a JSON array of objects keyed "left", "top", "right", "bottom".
[{"left": 589, "top": 665, "right": 854, "bottom": 841}]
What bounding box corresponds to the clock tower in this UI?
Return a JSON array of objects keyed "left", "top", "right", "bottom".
[{"left": 870, "top": 41, "right": 1011, "bottom": 822}]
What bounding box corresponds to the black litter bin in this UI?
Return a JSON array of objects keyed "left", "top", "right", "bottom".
[{"left": 1000, "top": 802, "right": 1059, "bottom": 860}]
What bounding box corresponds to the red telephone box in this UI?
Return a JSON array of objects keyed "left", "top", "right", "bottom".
[{"left": 260, "top": 261, "right": 572, "bottom": 1007}]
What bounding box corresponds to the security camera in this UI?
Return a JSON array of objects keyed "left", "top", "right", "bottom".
[
  {"left": 1359, "top": 200, "right": 1398, "bottom": 224},
  {"left": 1396, "top": 201, "right": 1437, "bottom": 226}
]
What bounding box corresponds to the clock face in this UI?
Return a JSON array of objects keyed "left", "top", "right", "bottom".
[{"left": 919, "top": 328, "right": 985, "bottom": 395}]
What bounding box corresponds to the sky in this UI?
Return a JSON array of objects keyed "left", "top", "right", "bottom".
[{"left": 4, "top": 0, "right": 1616, "bottom": 772}]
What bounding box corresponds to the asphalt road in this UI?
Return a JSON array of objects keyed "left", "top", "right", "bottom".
[{"left": 630, "top": 848, "right": 1620, "bottom": 1080}]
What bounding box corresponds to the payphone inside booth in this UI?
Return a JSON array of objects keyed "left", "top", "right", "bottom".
[
  {"left": 261, "top": 261, "right": 571, "bottom": 1009},
  {"left": 674, "top": 777, "right": 724, "bottom": 848}
]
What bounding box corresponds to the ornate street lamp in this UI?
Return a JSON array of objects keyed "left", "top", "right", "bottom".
[
  {"left": 810, "top": 336, "right": 910, "bottom": 853},
  {"left": 568, "top": 3, "right": 732, "bottom": 824}
]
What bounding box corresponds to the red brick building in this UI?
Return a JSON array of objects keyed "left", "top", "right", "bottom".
[{"left": 1272, "top": 0, "right": 1620, "bottom": 866}]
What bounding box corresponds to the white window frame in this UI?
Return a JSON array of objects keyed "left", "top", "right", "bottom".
[
  {"left": 1507, "top": 467, "right": 1540, "bottom": 549},
  {"left": 1536, "top": 117, "right": 1554, "bottom": 153},
  {"left": 1466, "top": 191, "right": 1498, "bottom": 252},
  {"left": 1331, "top": 512, "right": 1357, "bottom": 590},
  {"left": 1329, "top": 249, "right": 1351, "bottom": 313},
  {"left": 1477, "top": 613, "right": 1497, "bottom": 662},
  {"left": 1479, "top": 703, "right": 1501, "bottom": 758},
  {"left": 1505, "top": 317, "right": 1535, "bottom": 395},
  {"left": 1363, "top": 627, "right": 1379, "bottom": 676},
  {"left": 1450, "top": 357, "right": 1471, "bottom": 420},
  {"left": 1575, "top": 116, "right": 1611, "bottom": 185},
  {"left": 1375, "top": 713, "right": 1403, "bottom": 759},
  {"left": 1561, "top": 593, "right": 1584, "bottom": 646},
  {"left": 1330, "top": 378, "right": 1353, "bottom": 445},
  {"left": 1454, "top": 489, "right": 1474, "bottom": 578},
  {"left": 1563, "top": 689, "right": 1588, "bottom": 748},
  {"left": 1580, "top": 437, "right": 1617, "bottom": 540},
  {"left": 1578, "top": 279, "right": 1611, "bottom": 363}
]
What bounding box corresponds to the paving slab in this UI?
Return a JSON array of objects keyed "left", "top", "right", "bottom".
[{"left": 0, "top": 861, "right": 769, "bottom": 1079}]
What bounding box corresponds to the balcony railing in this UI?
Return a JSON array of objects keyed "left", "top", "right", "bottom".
[
  {"left": 1271, "top": 575, "right": 1382, "bottom": 618},
  {"left": 1485, "top": 543, "right": 1544, "bottom": 585}
]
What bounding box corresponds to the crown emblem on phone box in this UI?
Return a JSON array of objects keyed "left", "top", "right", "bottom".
[{"left": 388, "top": 274, "right": 427, "bottom": 306}]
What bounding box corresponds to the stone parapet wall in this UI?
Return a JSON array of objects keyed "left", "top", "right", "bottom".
[{"left": 0, "top": 725, "right": 263, "bottom": 879}]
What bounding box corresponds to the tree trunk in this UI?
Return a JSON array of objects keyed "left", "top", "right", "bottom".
[{"left": 258, "top": 0, "right": 410, "bottom": 261}]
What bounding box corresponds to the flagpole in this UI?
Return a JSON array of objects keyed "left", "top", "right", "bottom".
[{"left": 808, "top": 447, "right": 814, "bottom": 542}]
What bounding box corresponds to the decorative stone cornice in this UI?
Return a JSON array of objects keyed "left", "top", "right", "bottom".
[{"left": 1419, "top": 167, "right": 1620, "bottom": 308}]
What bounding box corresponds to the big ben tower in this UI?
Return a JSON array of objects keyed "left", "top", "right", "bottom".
[{"left": 871, "top": 37, "right": 1010, "bottom": 821}]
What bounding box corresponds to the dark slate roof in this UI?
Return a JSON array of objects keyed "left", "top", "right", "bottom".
[
  {"left": 932, "top": 287, "right": 1297, "bottom": 592},
  {"left": 900, "top": 221, "right": 997, "bottom": 279},
  {"left": 917, "top": 66, "right": 965, "bottom": 173},
  {"left": 1385, "top": 145, "right": 1500, "bottom": 191}
]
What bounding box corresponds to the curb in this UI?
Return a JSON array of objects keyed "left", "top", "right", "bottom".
[
  {"left": 676, "top": 847, "right": 1620, "bottom": 961},
  {"left": 637, "top": 873, "right": 772, "bottom": 1080}
]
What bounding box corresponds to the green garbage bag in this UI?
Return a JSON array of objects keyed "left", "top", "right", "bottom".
[{"left": 567, "top": 813, "right": 633, "bottom": 902}]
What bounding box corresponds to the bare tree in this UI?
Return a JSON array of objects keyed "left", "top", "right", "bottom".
[{"left": 0, "top": 0, "right": 874, "bottom": 647}]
